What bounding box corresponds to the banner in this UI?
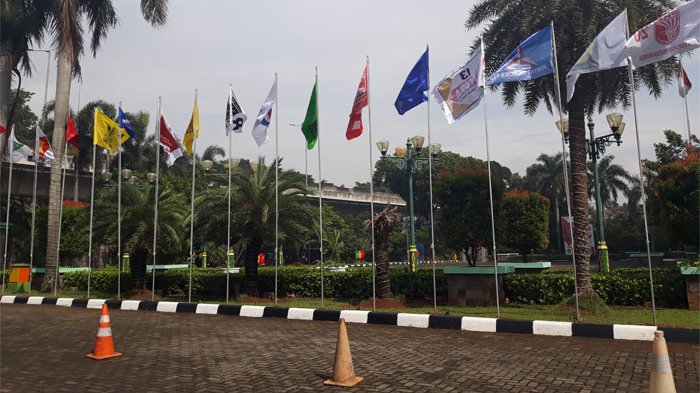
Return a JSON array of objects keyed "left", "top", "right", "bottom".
[
  {"left": 561, "top": 216, "right": 595, "bottom": 255},
  {"left": 431, "top": 45, "right": 484, "bottom": 124}
]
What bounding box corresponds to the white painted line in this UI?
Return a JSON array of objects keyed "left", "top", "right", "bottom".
[
  {"left": 120, "top": 300, "right": 141, "bottom": 311},
  {"left": 397, "top": 313, "right": 430, "bottom": 328},
  {"left": 533, "top": 320, "right": 572, "bottom": 337},
  {"left": 27, "top": 296, "right": 44, "bottom": 305},
  {"left": 87, "top": 299, "right": 106, "bottom": 309},
  {"left": 156, "top": 301, "right": 179, "bottom": 313},
  {"left": 287, "top": 307, "right": 315, "bottom": 320},
  {"left": 461, "top": 317, "right": 497, "bottom": 332},
  {"left": 195, "top": 303, "right": 219, "bottom": 315},
  {"left": 240, "top": 305, "right": 265, "bottom": 318},
  {"left": 0, "top": 296, "right": 16, "bottom": 304},
  {"left": 613, "top": 324, "right": 657, "bottom": 341},
  {"left": 56, "top": 298, "right": 74, "bottom": 307},
  {"left": 340, "top": 310, "right": 369, "bottom": 324}
]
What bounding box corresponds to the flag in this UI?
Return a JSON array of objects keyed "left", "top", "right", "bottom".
[
  {"left": 159, "top": 112, "right": 183, "bottom": 167},
  {"left": 66, "top": 114, "right": 80, "bottom": 148},
  {"left": 679, "top": 65, "right": 693, "bottom": 97},
  {"left": 183, "top": 95, "right": 200, "bottom": 156},
  {"left": 8, "top": 126, "right": 32, "bottom": 163},
  {"left": 226, "top": 87, "right": 247, "bottom": 136},
  {"left": 94, "top": 108, "right": 129, "bottom": 154},
  {"left": 36, "top": 125, "right": 55, "bottom": 164},
  {"left": 566, "top": 10, "right": 629, "bottom": 102},
  {"left": 395, "top": 49, "right": 429, "bottom": 115},
  {"left": 251, "top": 80, "right": 276, "bottom": 147},
  {"left": 486, "top": 25, "right": 554, "bottom": 86},
  {"left": 117, "top": 107, "right": 138, "bottom": 139},
  {"left": 0, "top": 123, "right": 6, "bottom": 134},
  {"left": 346, "top": 65, "right": 368, "bottom": 141},
  {"left": 432, "top": 44, "right": 485, "bottom": 124},
  {"left": 626, "top": 0, "right": 700, "bottom": 69},
  {"left": 301, "top": 81, "right": 318, "bottom": 150}
]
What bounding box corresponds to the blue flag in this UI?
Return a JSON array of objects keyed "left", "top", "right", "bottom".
[
  {"left": 117, "top": 107, "right": 138, "bottom": 139},
  {"left": 394, "top": 49, "right": 429, "bottom": 115},
  {"left": 486, "top": 25, "right": 554, "bottom": 86}
]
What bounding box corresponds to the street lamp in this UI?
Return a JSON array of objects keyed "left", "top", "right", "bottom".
[
  {"left": 376, "top": 136, "right": 440, "bottom": 272},
  {"left": 201, "top": 159, "right": 214, "bottom": 172},
  {"left": 101, "top": 171, "right": 113, "bottom": 182},
  {"left": 147, "top": 172, "right": 157, "bottom": 183}
]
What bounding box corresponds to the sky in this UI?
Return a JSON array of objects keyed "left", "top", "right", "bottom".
[{"left": 20, "top": 0, "right": 700, "bottom": 188}]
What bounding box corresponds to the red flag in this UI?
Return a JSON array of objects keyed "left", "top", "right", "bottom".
[
  {"left": 159, "top": 112, "right": 183, "bottom": 167},
  {"left": 0, "top": 123, "right": 6, "bottom": 134},
  {"left": 66, "top": 114, "right": 80, "bottom": 148},
  {"left": 346, "top": 65, "right": 369, "bottom": 141},
  {"left": 678, "top": 65, "right": 692, "bottom": 98}
]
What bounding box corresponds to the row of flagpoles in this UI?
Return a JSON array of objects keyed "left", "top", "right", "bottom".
[{"left": 1, "top": 2, "right": 697, "bottom": 316}]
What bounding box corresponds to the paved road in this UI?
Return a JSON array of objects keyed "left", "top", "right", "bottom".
[{"left": 1, "top": 304, "right": 698, "bottom": 392}]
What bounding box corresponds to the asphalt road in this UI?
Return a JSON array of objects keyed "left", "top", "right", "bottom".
[{"left": 1, "top": 304, "right": 698, "bottom": 392}]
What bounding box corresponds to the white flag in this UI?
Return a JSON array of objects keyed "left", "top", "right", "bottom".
[
  {"left": 251, "top": 80, "right": 276, "bottom": 147},
  {"left": 566, "top": 10, "right": 629, "bottom": 102},
  {"left": 432, "top": 44, "right": 485, "bottom": 124},
  {"left": 9, "top": 126, "right": 33, "bottom": 163},
  {"left": 626, "top": 0, "right": 700, "bottom": 69},
  {"left": 226, "top": 86, "right": 247, "bottom": 136}
]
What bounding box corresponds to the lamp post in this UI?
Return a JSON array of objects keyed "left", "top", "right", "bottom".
[
  {"left": 376, "top": 136, "right": 441, "bottom": 272},
  {"left": 557, "top": 113, "right": 625, "bottom": 273}
]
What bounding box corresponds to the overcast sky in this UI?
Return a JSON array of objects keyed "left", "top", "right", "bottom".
[{"left": 21, "top": 0, "right": 700, "bottom": 187}]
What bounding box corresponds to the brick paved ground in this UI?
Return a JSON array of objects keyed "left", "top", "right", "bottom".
[{"left": 1, "top": 304, "right": 698, "bottom": 392}]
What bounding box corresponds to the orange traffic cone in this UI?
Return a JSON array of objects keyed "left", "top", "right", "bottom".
[
  {"left": 324, "top": 318, "right": 364, "bottom": 387},
  {"left": 86, "top": 304, "right": 123, "bottom": 360},
  {"left": 650, "top": 330, "right": 676, "bottom": 393}
]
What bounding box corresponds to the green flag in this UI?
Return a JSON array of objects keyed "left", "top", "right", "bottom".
[{"left": 300, "top": 81, "right": 318, "bottom": 150}]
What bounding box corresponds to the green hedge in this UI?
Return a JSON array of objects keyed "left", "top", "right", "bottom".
[{"left": 62, "top": 269, "right": 131, "bottom": 293}]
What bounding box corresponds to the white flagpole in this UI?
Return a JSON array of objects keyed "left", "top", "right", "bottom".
[
  {"left": 188, "top": 90, "right": 198, "bottom": 303},
  {"left": 2, "top": 127, "right": 16, "bottom": 295},
  {"left": 481, "top": 37, "right": 501, "bottom": 318},
  {"left": 274, "top": 72, "right": 280, "bottom": 306},
  {"left": 678, "top": 58, "right": 692, "bottom": 143},
  {"left": 28, "top": 123, "right": 39, "bottom": 297},
  {"left": 315, "top": 67, "right": 325, "bottom": 307},
  {"left": 54, "top": 140, "right": 68, "bottom": 297},
  {"left": 226, "top": 86, "right": 233, "bottom": 304},
  {"left": 87, "top": 123, "right": 96, "bottom": 298},
  {"left": 551, "top": 21, "right": 580, "bottom": 321},
  {"left": 426, "top": 43, "right": 438, "bottom": 313},
  {"left": 151, "top": 97, "right": 162, "bottom": 301},
  {"left": 366, "top": 56, "right": 377, "bottom": 311},
  {"left": 625, "top": 22, "right": 657, "bottom": 325},
  {"left": 117, "top": 103, "right": 123, "bottom": 300}
]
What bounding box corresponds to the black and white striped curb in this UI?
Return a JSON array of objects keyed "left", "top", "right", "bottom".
[
  {"left": 321, "top": 260, "right": 461, "bottom": 270},
  {"left": 2, "top": 295, "right": 697, "bottom": 344}
]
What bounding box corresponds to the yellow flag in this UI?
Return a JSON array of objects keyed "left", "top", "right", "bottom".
[
  {"left": 183, "top": 95, "right": 200, "bottom": 156},
  {"left": 94, "top": 108, "right": 129, "bottom": 154}
]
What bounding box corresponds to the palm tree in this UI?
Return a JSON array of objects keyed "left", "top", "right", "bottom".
[
  {"left": 526, "top": 153, "right": 566, "bottom": 251},
  {"left": 364, "top": 207, "right": 402, "bottom": 299},
  {"left": 43, "top": 0, "right": 169, "bottom": 290},
  {"left": 587, "top": 155, "right": 633, "bottom": 207},
  {"left": 467, "top": 0, "right": 677, "bottom": 298}
]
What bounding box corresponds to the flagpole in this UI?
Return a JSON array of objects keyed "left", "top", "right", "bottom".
[
  {"left": 151, "top": 97, "right": 162, "bottom": 301},
  {"left": 226, "top": 86, "right": 233, "bottom": 304},
  {"left": 678, "top": 59, "right": 692, "bottom": 143},
  {"left": 1, "top": 128, "right": 16, "bottom": 295},
  {"left": 117, "top": 103, "right": 123, "bottom": 300},
  {"left": 480, "top": 38, "right": 501, "bottom": 318},
  {"left": 425, "top": 44, "right": 438, "bottom": 313},
  {"left": 366, "top": 56, "right": 377, "bottom": 311},
  {"left": 274, "top": 72, "right": 280, "bottom": 306},
  {"left": 188, "top": 90, "right": 198, "bottom": 303},
  {"left": 54, "top": 140, "right": 68, "bottom": 297},
  {"left": 315, "top": 67, "right": 324, "bottom": 307},
  {"left": 625, "top": 23, "right": 657, "bottom": 326},
  {"left": 87, "top": 123, "right": 96, "bottom": 298},
  {"left": 28, "top": 123, "right": 39, "bottom": 297},
  {"left": 551, "top": 21, "right": 580, "bottom": 321}
]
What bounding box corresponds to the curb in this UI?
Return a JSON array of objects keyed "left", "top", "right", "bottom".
[{"left": 2, "top": 295, "right": 698, "bottom": 344}]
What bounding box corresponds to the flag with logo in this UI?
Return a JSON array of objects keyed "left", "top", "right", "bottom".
[
  {"left": 226, "top": 87, "right": 247, "bottom": 136},
  {"left": 94, "top": 108, "right": 129, "bottom": 154},
  {"left": 183, "top": 95, "right": 200, "bottom": 156},
  {"left": 159, "top": 111, "right": 183, "bottom": 167},
  {"left": 36, "top": 125, "right": 55, "bottom": 164},
  {"left": 395, "top": 49, "right": 429, "bottom": 115},
  {"left": 66, "top": 114, "right": 80, "bottom": 148},
  {"left": 8, "top": 126, "right": 33, "bottom": 162},
  {"left": 678, "top": 65, "right": 693, "bottom": 97},
  {"left": 432, "top": 44, "right": 485, "bottom": 124},
  {"left": 117, "top": 107, "right": 138, "bottom": 139},
  {"left": 626, "top": 0, "right": 700, "bottom": 69},
  {"left": 487, "top": 25, "right": 554, "bottom": 86},
  {"left": 346, "top": 65, "right": 368, "bottom": 141},
  {"left": 251, "top": 80, "right": 276, "bottom": 147},
  {"left": 566, "top": 10, "right": 629, "bottom": 102},
  {"left": 301, "top": 81, "right": 318, "bottom": 150}
]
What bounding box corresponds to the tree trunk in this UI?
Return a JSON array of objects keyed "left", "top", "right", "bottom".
[
  {"left": 42, "top": 51, "right": 71, "bottom": 291},
  {"left": 554, "top": 192, "right": 561, "bottom": 253},
  {"left": 130, "top": 248, "right": 147, "bottom": 291},
  {"left": 567, "top": 95, "right": 594, "bottom": 297},
  {"left": 375, "top": 237, "right": 392, "bottom": 299},
  {"left": 244, "top": 234, "right": 262, "bottom": 297},
  {"left": 73, "top": 158, "right": 79, "bottom": 201},
  {"left": 0, "top": 46, "right": 13, "bottom": 162}
]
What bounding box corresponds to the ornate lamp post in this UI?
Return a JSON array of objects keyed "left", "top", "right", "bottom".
[{"left": 376, "top": 136, "right": 441, "bottom": 272}]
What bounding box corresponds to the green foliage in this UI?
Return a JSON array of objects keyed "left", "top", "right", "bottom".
[
  {"left": 59, "top": 205, "right": 89, "bottom": 258},
  {"left": 501, "top": 190, "right": 549, "bottom": 260}
]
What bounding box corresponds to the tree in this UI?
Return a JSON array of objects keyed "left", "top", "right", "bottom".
[
  {"left": 364, "top": 207, "right": 402, "bottom": 299},
  {"left": 525, "top": 153, "right": 566, "bottom": 251},
  {"left": 501, "top": 190, "right": 550, "bottom": 261},
  {"left": 467, "top": 0, "right": 677, "bottom": 297},
  {"left": 587, "top": 155, "right": 632, "bottom": 207},
  {"left": 43, "top": 0, "right": 169, "bottom": 291}
]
